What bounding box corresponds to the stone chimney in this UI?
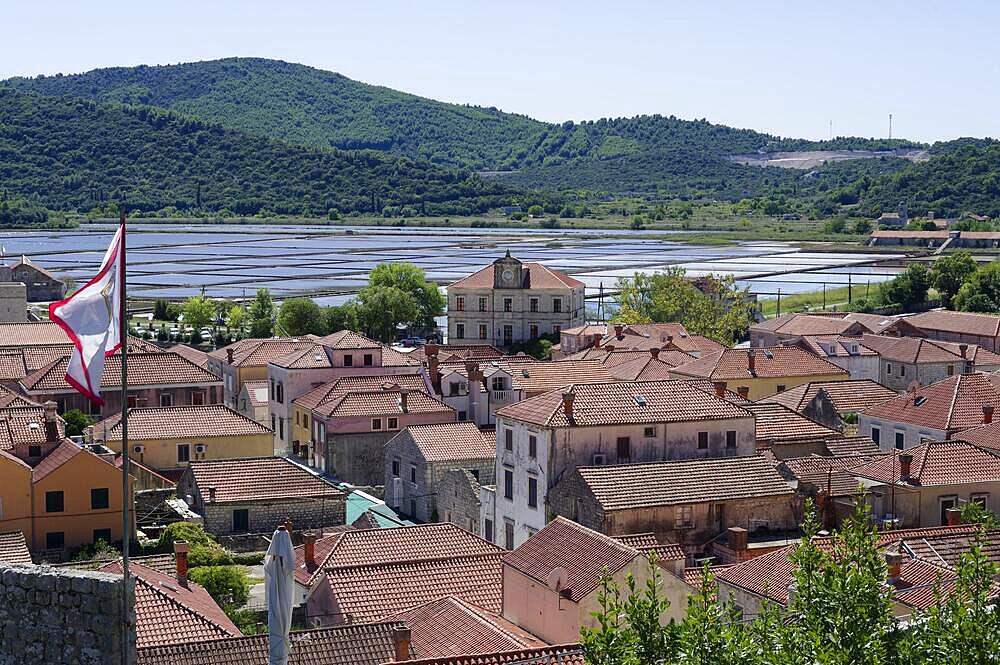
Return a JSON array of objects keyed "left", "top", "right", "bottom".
[
  {"left": 562, "top": 390, "right": 575, "bottom": 423},
  {"left": 712, "top": 381, "right": 727, "bottom": 398},
  {"left": 946, "top": 507, "right": 962, "bottom": 527},
  {"left": 43, "top": 400, "right": 60, "bottom": 443},
  {"left": 898, "top": 453, "right": 913, "bottom": 481},
  {"left": 399, "top": 388, "right": 409, "bottom": 413},
  {"left": 614, "top": 324, "right": 624, "bottom": 340},
  {"left": 425, "top": 342, "right": 440, "bottom": 393},
  {"left": 303, "top": 531, "right": 317, "bottom": 565},
  {"left": 649, "top": 347, "right": 660, "bottom": 360},
  {"left": 465, "top": 360, "right": 483, "bottom": 424},
  {"left": 226, "top": 347, "right": 234, "bottom": 364},
  {"left": 736, "top": 386, "right": 750, "bottom": 399},
  {"left": 984, "top": 405, "right": 995, "bottom": 425},
  {"left": 392, "top": 626, "right": 412, "bottom": 662},
  {"left": 174, "top": 540, "right": 189, "bottom": 585},
  {"left": 604, "top": 344, "right": 615, "bottom": 353},
  {"left": 665, "top": 334, "right": 674, "bottom": 347},
  {"left": 885, "top": 549, "right": 902, "bottom": 586},
  {"left": 747, "top": 349, "right": 756, "bottom": 374},
  {"left": 207, "top": 486, "right": 217, "bottom": 504},
  {"left": 728, "top": 526, "right": 748, "bottom": 561},
  {"left": 959, "top": 344, "right": 968, "bottom": 359}
]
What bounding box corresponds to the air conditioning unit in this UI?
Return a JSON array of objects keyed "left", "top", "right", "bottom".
[
  {"left": 194, "top": 444, "right": 208, "bottom": 454},
  {"left": 133, "top": 445, "right": 145, "bottom": 454},
  {"left": 592, "top": 453, "right": 606, "bottom": 465}
]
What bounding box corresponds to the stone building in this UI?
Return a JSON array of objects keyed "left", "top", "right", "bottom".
[
  {"left": 0, "top": 283, "right": 26, "bottom": 322},
  {"left": 907, "top": 310, "right": 1000, "bottom": 354},
  {"left": 384, "top": 421, "right": 496, "bottom": 522},
  {"left": 178, "top": 456, "right": 345, "bottom": 536},
  {"left": 447, "top": 251, "right": 586, "bottom": 347},
  {"left": 437, "top": 468, "right": 486, "bottom": 535},
  {"left": 0, "top": 256, "right": 65, "bottom": 302},
  {"left": 235, "top": 379, "right": 269, "bottom": 427},
  {"left": 856, "top": 334, "right": 1000, "bottom": 392}
]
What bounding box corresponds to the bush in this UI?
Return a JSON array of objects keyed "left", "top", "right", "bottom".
[
  {"left": 188, "top": 544, "right": 234, "bottom": 568},
  {"left": 155, "top": 522, "right": 217, "bottom": 553},
  {"left": 231, "top": 551, "right": 266, "bottom": 566},
  {"left": 188, "top": 565, "right": 250, "bottom": 608},
  {"left": 63, "top": 409, "right": 95, "bottom": 437},
  {"left": 71, "top": 539, "right": 119, "bottom": 562}
]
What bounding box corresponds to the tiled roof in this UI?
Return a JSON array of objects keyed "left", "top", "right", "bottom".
[
  {"left": 502, "top": 517, "right": 639, "bottom": 602},
  {"left": 0, "top": 530, "right": 31, "bottom": 565},
  {"left": 761, "top": 380, "right": 898, "bottom": 414},
  {"left": 684, "top": 379, "right": 754, "bottom": 404},
  {"left": 0, "top": 404, "right": 63, "bottom": 450},
  {"left": 294, "top": 374, "right": 430, "bottom": 410},
  {"left": 411, "top": 344, "right": 504, "bottom": 364},
  {"left": 857, "top": 334, "right": 974, "bottom": 364},
  {"left": 778, "top": 455, "right": 872, "bottom": 497},
  {"left": 742, "top": 403, "right": 840, "bottom": 445},
  {"left": 99, "top": 560, "right": 240, "bottom": 649},
  {"left": 0, "top": 352, "right": 27, "bottom": 381},
  {"left": 607, "top": 355, "right": 689, "bottom": 381},
  {"left": 562, "top": 347, "right": 696, "bottom": 369},
  {"left": 270, "top": 343, "right": 333, "bottom": 369},
  {"left": 490, "top": 359, "right": 618, "bottom": 395},
  {"left": 315, "top": 329, "right": 383, "bottom": 350},
  {"left": 31, "top": 440, "right": 109, "bottom": 483},
  {"left": 91, "top": 405, "right": 272, "bottom": 441},
  {"left": 751, "top": 313, "right": 875, "bottom": 337},
  {"left": 569, "top": 455, "right": 793, "bottom": 511},
  {"left": 900, "top": 528, "right": 1000, "bottom": 569},
  {"left": 612, "top": 533, "right": 685, "bottom": 562},
  {"left": 393, "top": 644, "right": 585, "bottom": 665},
  {"left": 823, "top": 435, "right": 883, "bottom": 457},
  {"left": 316, "top": 389, "right": 454, "bottom": 419},
  {"left": 21, "top": 352, "right": 220, "bottom": 392},
  {"left": 391, "top": 422, "right": 495, "bottom": 463},
  {"left": 186, "top": 457, "right": 344, "bottom": 503},
  {"left": 953, "top": 420, "right": 1000, "bottom": 452},
  {"left": 208, "top": 336, "right": 321, "bottom": 367},
  {"left": 449, "top": 260, "right": 582, "bottom": 290},
  {"left": 793, "top": 335, "right": 879, "bottom": 359},
  {"left": 861, "top": 373, "right": 1000, "bottom": 432},
  {"left": 241, "top": 380, "right": 269, "bottom": 408},
  {"left": 136, "top": 621, "right": 409, "bottom": 665},
  {"left": 670, "top": 347, "right": 849, "bottom": 381},
  {"left": 908, "top": 310, "right": 1000, "bottom": 339},
  {"left": 388, "top": 596, "right": 545, "bottom": 658},
  {"left": 0, "top": 321, "right": 72, "bottom": 347},
  {"left": 496, "top": 380, "right": 753, "bottom": 428},
  {"left": 852, "top": 440, "right": 1000, "bottom": 486},
  {"left": 169, "top": 344, "right": 211, "bottom": 370},
  {"left": 382, "top": 346, "right": 422, "bottom": 367}
]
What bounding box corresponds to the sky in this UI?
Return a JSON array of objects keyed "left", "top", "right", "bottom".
[{"left": 3, "top": 0, "right": 999, "bottom": 143}]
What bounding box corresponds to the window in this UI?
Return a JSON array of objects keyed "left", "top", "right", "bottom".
[
  {"left": 392, "top": 460, "right": 400, "bottom": 477},
  {"left": 478, "top": 324, "right": 488, "bottom": 340},
  {"left": 948, "top": 364, "right": 955, "bottom": 376},
  {"left": 470, "top": 469, "right": 480, "bottom": 482},
  {"left": 900, "top": 365, "right": 907, "bottom": 377},
  {"left": 504, "top": 429, "right": 513, "bottom": 451},
  {"left": 553, "top": 298, "right": 562, "bottom": 313},
  {"left": 530, "top": 298, "right": 539, "bottom": 312},
  {"left": 493, "top": 377, "right": 506, "bottom": 392},
  {"left": 458, "top": 410, "right": 467, "bottom": 421},
  {"left": 971, "top": 493, "right": 989, "bottom": 507},
  {"left": 776, "top": 385, "right": 786, "bottom": 393},
  {"left": 159, "top": 393, "right": 173, "bottom": 407},
  {"left": 278, "top": 418, "right": 284, "bottom": 440},
  {"left": 233, "top": 509, "right": 249, "bottom": 533},
  {"left": 93, "top": 528, "right": 112, "bottom": 544},
  {"left": 410, "top": 465, "right": 417, "bottom": 484},
  {"left": 504, "top": 468, "right": 514, "bottom": 500},
  {"left": 45, "top": 491, "right": 64, "bottom": 513},
  {"left": 410, "top": 499, "right": 416, "bottom": 516},
  {"left": 529, "top": 324, "right": 538, "bottom": 339},
  {"left": 479, "top": 297, "right": 488, "bottom": 312},
  {"left": 675, "top": 505, "right": 693, "bottom": 528},
  {"left": 503, "top": 325, "right": 513, "bottom": 344},
  {"left": 697, "top": 431, "right": 709, "bottom": 450},
  {"left": 886, "top": 363, "right": 892, "bottom": 375},
  {"left": 643, "top": 426, "right": 656, "bottom": 438},
  {"left": 127, "top": 395, "right": 139, "bottom": 408},
  {"left": 504, "top": 521, "right": 515, "bottom": 550},
  {"left": 456, "top": 324, "right": 465, "bottom": 339},
  {"left": 46, "top": 532, "right": 65, "bottom": 550},
  {"left": 528, "top": 435, "right": 537, "bottom": 458},
  {"left": 271, "top": 414, "right": 276, "bottom": 432},
  {"left": 295, "top": 411, "right": 300, "bottom": 426},
  {"left": 528, "top": 476, "right": 538, "bottom": 508},
  {"left": 895, "top": 431, "right": 905, "bottom": 450},
  {"left": 939, "top": 496, "right": 958, "bottom": 526},
  {"left": 726, "top": 431, "right": 737, "bottom": 449},
  {"left": 616, "top": 437, "right": 631, "bottom": 461},
  {"left": 191, "top": 392, "right": 205, "bottom": 406},
  {"left": 91, "top": 488, "right": 110, "bottom": 510},
  {"left": 485, "top": 518, "right": 494, "bottom": 543},
  {"left": 177, "top": 443, "right": 191, "bottom": 463},
  {"left": 503, "top": 298, "right": 513, "bottom": 313},
  {"left": 372, "top": 418, "right": 383, "bottom": 431},
  {"left": 552, "top": 325, "right": 561, "bottom": 335},
  {"left": 343, "top": 354, "right": 354, "bottom": 367},
  {"left": 303, "top": 414, "right": 309, "bottom": 428},
  {"left": 871, "top": 426, "right": 881, "bottom": 445},
  {"left": 449, "top": 382, "right": 461, "bottom": 396},
  {"left": 456, "top": 296, "right": 465, "bottom": 311},
  {"left": 388, "top": 417, "right": 398, "bottom": 430},
  {"left": 28, "top": 445, "right": 41, "bottom": 458}
]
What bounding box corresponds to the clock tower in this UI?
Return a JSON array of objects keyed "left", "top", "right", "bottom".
[{"left": 493, "top": 250, "right": 524, "bottom": 289}]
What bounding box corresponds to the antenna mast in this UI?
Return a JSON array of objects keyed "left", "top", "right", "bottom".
[{"left": 888, "top": 113, "right": 893, "bottom": 140}]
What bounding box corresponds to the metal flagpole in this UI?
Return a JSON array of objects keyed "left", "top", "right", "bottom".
[{"left": 118, "top": 206, "right": 131, "bottom": 665}]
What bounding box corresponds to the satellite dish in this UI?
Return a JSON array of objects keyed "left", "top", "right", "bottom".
[{"left": 546, "top": 566, "right": 569, "bottom": 592}]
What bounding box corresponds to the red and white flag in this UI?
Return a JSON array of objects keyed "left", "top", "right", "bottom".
[{"left": 49, "top": 224, "right": 125, "bottom": 405}]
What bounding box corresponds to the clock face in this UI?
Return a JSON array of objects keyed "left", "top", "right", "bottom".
[{"left": 502, "top": 269, "right": 514, "bottom": 282}]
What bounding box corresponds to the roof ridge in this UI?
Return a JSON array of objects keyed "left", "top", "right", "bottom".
[{"left": 325, "top": 550, "right": 503, "bottom": 574}]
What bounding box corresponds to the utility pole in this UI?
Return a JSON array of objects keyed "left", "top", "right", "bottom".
[
  {"left": 888, "top": 113, "right": 893, "bottom": 140},
  {"left": 776, "top": 288, "right": 781, "bottom": 317}
]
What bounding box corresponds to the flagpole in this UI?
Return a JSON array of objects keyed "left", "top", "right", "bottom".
[{"left": 118, "top": 206, "right": 130, "bottom": 665}]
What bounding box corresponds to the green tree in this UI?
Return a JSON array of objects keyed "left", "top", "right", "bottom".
[
  {"left": 367, "top": 263, "right": 444, "bottom": 330},
  {"left": 880, "top": 263, "right": 931, "bottom": 308},
  {"left": 527, "top": 204, "right": 544, "bottom": 217},
  {"left": 930, "top": 251, "right": 978, "bottom": 308},
  {"left": 62, "top": 408, "right": 94, "bottom": 437},
  {"left": 276, "top": 297, "right": 325, "bottom": 336},
  {"left": 853, "top": 219, "right": 873, "bottom": 234},
  {"left": 247, "top": 289, "right": 275, "bottom": 338},
  {"left": 356, "top": 286, "right": 419, "bottom": 342},
  {"left": 152, "top": 299, "right": 172, "bottom": 322},
  {"left": 954, "top": 263, "right": 1000, "bottom": 313},
  {"left": 225, "top": 304, "right": 248, "bottom": 333},
  {"left": 188, "top": 565, "right": 250, "bottom": 608},
  {"left": 323, "top": 302, "right": 361, "bottom": 334},
  {"left": 181, "top": 295, "right": 215, "bottom": 332}
]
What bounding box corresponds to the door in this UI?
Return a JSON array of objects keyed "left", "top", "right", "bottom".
[
  {"left": 503, "top": 325, "right": 513, "bottom": 345},
  {"left": 233, "top": 508, "right": 249, "bottom": 533}
]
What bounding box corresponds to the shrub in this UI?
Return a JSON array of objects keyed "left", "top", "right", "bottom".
[
  {"left": 231, "top": 552, "right": 266, "bottom": 566},
  {"left": 188, "top": 544, "right": 234, "bottom": 568},
  {"left": 155, "top": 522, "right": 216, "bottom": 553},
  {"left": 188, "top": 565, "right": 250, "bottom": 608}
]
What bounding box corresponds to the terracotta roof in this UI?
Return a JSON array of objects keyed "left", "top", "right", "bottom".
[
  {"left": 861, "top": 373, "right": 1000, "bottom": 432},
  {"left": 270, "top": 343, "right": 333, "bottom": 369},
  {"left": 607, "top": 355, "right": 690, "bottom": 381},
  {"left": 208, "top": 336, "right": 321, "bottom": 367},
  {"left": 295, "top": 374, "right": 430, "bottom": 410},
  {"left": 0, "top": 530, "right": 31, "bottom": 565},
  {"left": 560, "top": 324, "right": 610, "bottom": 337},
  {"left": 502, "top": 517, "right": 640, "bottom": 602},
  {"left": 0, "top": 404, "right": 63, "bottom": 450},
  {"left": 91, "top": 405, "right": 271, "bottom": 441},
  {"left": 136, "top": 621, "right": 409, "bottom": 665},
  {"left": 953, "top": 420, "right": 1000, "bottom": 452},
  {"left": 852, "top": 440, "right": 1000, "bottom": 486},
  {"left": 388, "top": 596, "right": 545, "bottom": 658},
  {"left": 21, "top": 352, "right": 220, "bottom": 392},
  {"left": 100, "top": 560, "right": 240, "bottom": 648},
  {"left": 31, "top": 440, "right": 108, "bottom": 482},
  {"left": 900, "top": 528, "right": 1000, "bottom": 569},
  {"left": 684, "top": 379, "right": 754, "bottom": 404},
  {"left": 186, "top": 457, "right": 344, "bottom": 503},
  {"left": 568, "top": 455, "right": 793, "bottom": 511},
  {"left": 390, "top": 422, "right": 495, "bottom": 463},
  {"left": 0, "top": 352, "right": 27, "bottom": 381},
  {"left": 742, "top": 403, "right": 841, "bottom": 445},
  {"left": 315, "top": 389, "right": 454, "bottom": 419},
  {"left": 761, "top": 380, "right": 898, "bottom": 414},
  {"left": 752, "top": 313, "right": 875, "bottom": 337},
  {"left": 778, "top": 456, "right": 872, "bottom": 497},
  {"left": 449, "top": 259, "right": 582, "bottom": 290},
  {"left": 485, "top": 359, "right": 619, "bottom": 395},
  {"left": 241, "top": 380, "right": 269, "bottom": 408},
  {"left": 315, "top": 329, "right": 383, "bottom": 350},
  {"left": 670, "top": 347, "right": 849, "bottom": 382},
  {"left": 908, "top": 310, "right": 1000, "bottom": 339},
  {"left": 823, "top": 435, "right": 883, "bottom": 457},
  {"left": 0, "top": 321, "right": 72, "bottom": 347},
  {"left": 169, "top": 344, "right": 211, "bottom": 370},
  {"left": 383, "top": 347, "right": 423, "bottom": 367},
  {"left": 412, "top": 344, "right": 504, "bottom": 363},
  {"left": 562, "top": 347, "right": 696, "bottom": 369},
  {"left": 857, "top": 334, "right": 976, "bottom": 365},
  {"left": 496, "top": 379, "right": 753, "bottom": 428},
  {"left": 393, "top": 644, "right": 585, "bottom": 665},
  {"left": 793, "top": 335, "right": 879, "bottom": 359},
  {"left": 612, "top": 533, "right": 685, "bottom": 562}
]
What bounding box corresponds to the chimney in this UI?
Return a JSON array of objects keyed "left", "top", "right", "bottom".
[
  {"left": 562, "top": 390, "right": 575, "bottom": 423},
  {"left": 604, "top": 344, "right": 615, "bottom": 353},
  {"left": 665, "top": 334, "right": 674, "bottom": 346},
  {"left": 946, "top": 507, "right": 962, "bottom": 527},
  {"left": 712, "top": 381, "right": 727, "bottom": 398},
  {"left": 392, "top": 626, "right": 411, "bottom": 662},
  {"left": 43, "top": 400, "right": 59, "bottom": 442},
  {"left": 426, "top": 342, "right": 440, "bottom": 393},
  {"left": 174, "top": 540, "right": 189, "bottom": 585},
  {"left": 747, "top": 349, "right": 756, "bottom": 374},
  {"left": 736, "top": 386, "right": 750, "bottom": 399},
  {"left": 649, "top": 347, "right": 660, "bottom": 360},
  {"left": 984, "top": 405, "right": 995, "bottom": 425},
  {"left": 728, "top": 526, "right": 748, "bottom": 560},
  {"left": 885, "top": 549, "right": 902, "bottom": 586},
  {"left": 959, "top": 344, "right": 968, "bottom": 359},
  {"left": 614, "top": 324, "right": 624, "bottom": 340},
  {"left": 898, "top": 453, "right": 913, "bottom": 481},
  {"left": 465, "top": 360, "right": 482, "bottom": 424},
  {"left": 226, "top": 347, "right": 234, "bottom": 364},
  {"left": 399, "top": 388, "right": 409, "bottom": 413},
  {"left": 303, "top": 531, "right": 317, "bottom": 565},
  {"left": 207, "top": 486, "right": 217, "bottom": 504}
]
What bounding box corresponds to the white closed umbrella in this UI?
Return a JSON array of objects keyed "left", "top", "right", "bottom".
[{"left": 265, "top": 526, "right": 296, "bottom": 665}]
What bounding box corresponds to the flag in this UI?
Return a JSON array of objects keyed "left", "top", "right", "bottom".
[{"left": 49, "top": 224, "right": 125, "bottom": 405}]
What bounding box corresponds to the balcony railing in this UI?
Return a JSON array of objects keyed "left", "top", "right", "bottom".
[{"left": 492, "top": 390, "right": 512, "bottom": 402}]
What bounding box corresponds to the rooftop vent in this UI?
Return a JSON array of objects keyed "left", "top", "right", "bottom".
[
  {"left": 914, "top": 396, "right": 927, "bottom": 406},
  {"left": 633, "top": 394, "right": 647, "bottom": 407},
  {"left": 763, "top": 349, "right": 775, "bottom": 359},
  {"left": 522, "top": 369, "right": 530, "bottom": 378},
  {"left": 313, "top": 354, "right": 323, "bottom": 362},
  {"left": 28, "top": 422, "right": 40, "bottom": 431}
]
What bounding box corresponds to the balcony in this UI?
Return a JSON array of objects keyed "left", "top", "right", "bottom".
[{"left": 492, "top": 389, "right": 513, "bottom": 402}]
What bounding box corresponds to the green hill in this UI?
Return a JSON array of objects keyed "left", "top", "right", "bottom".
[{"left": 0, "top": 89, "right": 506, "bottom": 216}]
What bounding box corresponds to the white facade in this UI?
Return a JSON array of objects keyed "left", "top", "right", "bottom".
[{"left": 858, "top": 414, "right": 946, "bottom": 451}]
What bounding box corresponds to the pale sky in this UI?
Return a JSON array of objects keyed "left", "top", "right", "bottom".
[{"left": 3, "top": 0, "right": 998, "bottom": 143}]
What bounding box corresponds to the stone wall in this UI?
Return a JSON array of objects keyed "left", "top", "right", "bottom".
[
  {"left": 436, "top": 469, "right": 483, "bottom": 535},
  {"left": 201, "top": 497, "right": 346, "bottom": 537},
  {"left": 329, "top": 431, "right": 394, "bottom": 486},
  {"left": 0, "top": 564, "right": 135, "bottom": 665}
]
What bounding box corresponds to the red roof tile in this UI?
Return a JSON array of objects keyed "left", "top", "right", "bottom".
[
  {"left": 208, "top": 336, "right": 321, "bottom": 367},
  {"left": 390, "top": 422, "right": 495, "bottom": 463},
  {"left": 169, "top": 344, "right": 212, "bottom": 370},
  {"left": 852, "top": 440, "right": 1000, "bottom": 486},
  {"left": 861, "top": 373, "right": 1000, "bottom": 432},
  {"left": 91, "top": 404, "right": 271, "bottom": 441},
  {"left": 752, "top": 313, "right": 876, "bottom": 337},
  {"left": 316, "top": 389, "right": 454, "bottom": 419},
  {"left": 670, "top": 346, "right": 849, "bottom": 382},
  {"left": 857, "top": 334, "right": 972, "bottom": 364},
  {"left": 294, "top": 374, "right": 430, "bottom": 410},
  {"left": 241, "top": 380, "right": 269, "bottom": 407},
  {"left": 186, "top": 457, "right": 344, "bottom": 503},
  {"left": 315, "top": 329, "right": 383, "bottom": 350},
  {"left": 449, "top": 259, "right": 582, "bottom": 290},
  {"left": 0, "top": 321, "right": 72, "bottom": 347},
  {"left": 908, "top": 310, "right": 1000, "bottom": 339},
  {"left": 761, "top": 380, "right": 898, "bottom": 414},
  {"left": 0, "top": 404, "right": 63, "bottom": 450},
  {"left": 742, "top": 403, "right": 840, "bottom": 445},
  {"left": 612, "top": 533, "right": 685, "bottom": 562},
  {"left": 392, "top": 644, "right": 585, "bottom": 665},
  {"left": 21, "top": 352, "right": 220, "bottom": 392},
  {"left": 953, "top": 420, "right": 1000, "bottom": 452},
  {"left": 0, "top": 530, "right": 31, "bottom": 565}
]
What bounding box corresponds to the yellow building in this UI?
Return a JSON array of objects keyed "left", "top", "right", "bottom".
[
  {"left": 207, "top": 336, "right": 321, "bottom": 408},
  {"left": 670, "top": 346, "right": 850, "bottom": 401},
  {"left": 89, "top": 404, "right": 274, "bottom": 476}
]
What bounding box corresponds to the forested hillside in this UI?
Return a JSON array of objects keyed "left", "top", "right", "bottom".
[{"left": 0, "top": 89, "right": 507, "bottom": 216}]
